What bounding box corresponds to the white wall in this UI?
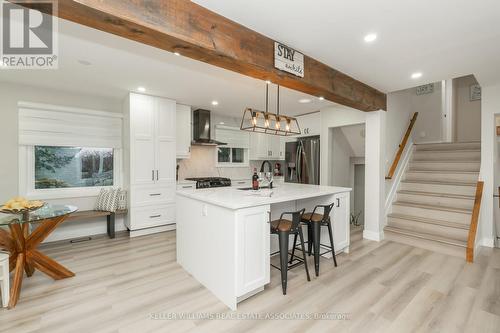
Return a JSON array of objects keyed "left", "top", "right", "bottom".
[
  {"left": 454, "top": 75, "right": 481, "bottom": 142},
  {"left": 412, "top": 82, "right": 443, "bottom": 143},
  {"left": 0, "top": 82, "right": 124, "bottom": 241},
  {"left": 479, "top": 83, "right": 500, "bottom": 247},
  {"left": 331, "top": 127, "right": 355, "bottom": 187}
]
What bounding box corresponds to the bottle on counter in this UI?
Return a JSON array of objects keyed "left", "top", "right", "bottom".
[{"left": 252, "top": 168, "right": 259, "bottom": 190}]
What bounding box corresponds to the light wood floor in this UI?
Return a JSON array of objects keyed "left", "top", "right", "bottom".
[{"left": 1, "top": 226, "right": 499, "bottom": 333}]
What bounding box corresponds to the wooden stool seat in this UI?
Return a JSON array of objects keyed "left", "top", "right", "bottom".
[
  {"left": 270, "top": 219, "right": 293, "bottom": 232},
  {"left": 301, "top": 212, "right": 324, "bottom": 223}
]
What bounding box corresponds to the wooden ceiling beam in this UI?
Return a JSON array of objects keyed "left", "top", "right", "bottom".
[{"left": 16, "top": 0, "right": 387, "bottom": 111}]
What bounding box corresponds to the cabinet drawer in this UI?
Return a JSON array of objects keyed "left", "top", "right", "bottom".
[
  {"left": 130, "top": 204, "right": 176, "bottom": 230},
  {"left": 131, "top": 184, "right": 175, "bottom": 206}
]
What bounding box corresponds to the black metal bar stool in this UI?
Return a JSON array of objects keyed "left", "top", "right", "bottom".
[
  {"left": 290, "top": 203, "right": 337, "bottom": 277},
  {"left": 270, "top": 208, "right": 310, "bottom": 295}
]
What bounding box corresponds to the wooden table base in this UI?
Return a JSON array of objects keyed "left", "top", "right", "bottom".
[{"left": 0, "top": 215, "right": 74, "bottom": 308}]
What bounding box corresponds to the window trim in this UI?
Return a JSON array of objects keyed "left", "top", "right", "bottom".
[
  {"left": 215, "top": 146, "right": 249, "bottom": 168},
  {"left": 19, "top": 145, "right": 123, "bottom": 200}
]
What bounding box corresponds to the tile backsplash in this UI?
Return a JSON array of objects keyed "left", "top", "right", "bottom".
[{"left": 177, "top": 145, "right": 281, "bottom": 181}]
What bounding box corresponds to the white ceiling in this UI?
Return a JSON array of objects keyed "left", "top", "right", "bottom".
[
  {"left": 0, "top": 17, "right": 334, "bottom": 117},
  {"left": 194, "top": 0, "right": 500, "bottom": 92}
]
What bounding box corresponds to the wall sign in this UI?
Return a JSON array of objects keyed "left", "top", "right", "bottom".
[
  {"left": 274, "top": 42, "right": 304, "bottom": 78},
  {"left": 416, "top": 83, "right": 434, "bottom": 95},
  {"left": 470, "top": 84, "right": 481, "bottom": 101}
]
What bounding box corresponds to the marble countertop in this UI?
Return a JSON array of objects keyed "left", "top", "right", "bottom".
[{"left": 176, "top": 183, "right": 351, "bottom": 210}]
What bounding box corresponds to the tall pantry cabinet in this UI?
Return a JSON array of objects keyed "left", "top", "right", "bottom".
[{"left": 124, "top": 93, "right": 177, "bottom": 236}]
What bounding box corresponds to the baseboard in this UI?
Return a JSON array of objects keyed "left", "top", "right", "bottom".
[
  {"left": 479, "top": 237, "right": 495, "bottom": 248},
  {"left": 363, "top": 229, "right": 384, "bottom": 242},
  {"left": 129, "top": 224, "right": 176, "bottom": 238}
]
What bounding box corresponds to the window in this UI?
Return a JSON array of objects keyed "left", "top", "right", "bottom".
[
  {"left": 217, "top": 147, "right": 248, "bottom": 166},
  {"left": 34, "top": 146, "right": 114, "bottom": 189}
]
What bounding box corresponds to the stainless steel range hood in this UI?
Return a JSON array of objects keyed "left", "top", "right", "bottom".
[{"left": 192, "top": 109, "right": 227, "bottom": 146}]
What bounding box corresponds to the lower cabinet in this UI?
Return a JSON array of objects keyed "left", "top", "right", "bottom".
[
  {"left": 332, "top": 192, "right": 350, "bottom": 252},
  {"left": 235, "top": 205, "right": 270, "bottom": 296},
  {"left": 130, "top": 204, "right": 176, "bottom": 230}
]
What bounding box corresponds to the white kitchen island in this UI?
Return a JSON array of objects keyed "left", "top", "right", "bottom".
[{"left": 176, "top": 183, "right": 351, "bottom": 310}]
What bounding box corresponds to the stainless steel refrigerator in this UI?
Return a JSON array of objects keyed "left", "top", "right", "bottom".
[{"left": 285, "top": 136, "right": 320, "bottom": 185}]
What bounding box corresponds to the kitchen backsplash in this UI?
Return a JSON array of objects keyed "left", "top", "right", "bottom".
[{"left": 177, "top": 145, "right": 281, "bottom": 180}]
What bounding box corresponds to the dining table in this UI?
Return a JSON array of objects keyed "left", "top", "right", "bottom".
[{"left": 0, "top": 204, "right": 78, "bottom": 308}]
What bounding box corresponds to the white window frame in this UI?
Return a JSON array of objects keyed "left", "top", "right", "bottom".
[
  {"left": 19, "top": 145, "right": 123, "bottom": 200},
  {"left": 216, "top": 146, "right": 249, "bottom": 168}
]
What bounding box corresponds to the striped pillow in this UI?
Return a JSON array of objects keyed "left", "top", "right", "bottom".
[{"left": 95, "top": 188, "right": 119, "bottom": 212}]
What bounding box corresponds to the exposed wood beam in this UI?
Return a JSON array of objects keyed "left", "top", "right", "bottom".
[{"left": 16, "top": 0, "right": 387, "bottom": 111}]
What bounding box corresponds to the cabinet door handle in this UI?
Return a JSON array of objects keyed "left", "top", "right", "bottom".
[
  {"left": 336, "top": 198, "right": 340, "bottom": 207},
  {"left": 149, "top": 193, "right": 161, "bottom": 196},
  {"left": 182, "top": 185, "right": 192, "bottom": 188},
  {"left": 156, "top": 170, "right": 159, "bottom": 181},
  {"left": 152, "top": 170, "right": 154, "bottom": 181},
  {"left": 150, "top": 215, "right": 161, "bottom": 218}
]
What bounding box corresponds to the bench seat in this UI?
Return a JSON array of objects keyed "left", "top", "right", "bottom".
[{"left": 66, "top": 209, "right": 128, "bottom": 239}]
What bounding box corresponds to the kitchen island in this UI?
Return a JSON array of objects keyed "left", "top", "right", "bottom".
[{"left": 176, "top": 183, "right": 351, "bottom": 310}]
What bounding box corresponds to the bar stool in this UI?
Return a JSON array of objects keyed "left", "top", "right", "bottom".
[
  {"left": 0, "top": 251, "right": 9, "bottom": 308},
  {"left": 290, "top": 203, "right": 337, "bottom": 277},
  {"left": 270, "top": 208, "right": 310, "bottom": 295}
]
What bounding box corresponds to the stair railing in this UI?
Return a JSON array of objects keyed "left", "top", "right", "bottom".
[
  {"left": 386, "top": 112, "right": 418, "bottom": 180},
  {"left": 466, "top": 181, "right": 484, "bottom": 263}
]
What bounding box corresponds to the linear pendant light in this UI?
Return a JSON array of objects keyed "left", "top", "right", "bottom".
[{"left": 240, "top": 83, "right": 301, "bottom": 136}]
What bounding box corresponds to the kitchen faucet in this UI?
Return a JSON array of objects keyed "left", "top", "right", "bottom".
[{"left": 260, "top": 160, "right": 274, "bottom": 188}]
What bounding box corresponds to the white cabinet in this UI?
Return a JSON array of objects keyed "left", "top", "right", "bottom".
[
  {"left": 126, "top": 93, "right": 177, "bottom": 234},
  {"left": 176, "top": 104, "right": 191, "bottom": 159},
  {"left": 249, "top": 133, "right": 285, "bottom": 160},
  {"left": 296, "top": 112, "right": 320, "bottom": 137},
  {"left": 332, "top": 192, "right": 350, "bottom": 252}
]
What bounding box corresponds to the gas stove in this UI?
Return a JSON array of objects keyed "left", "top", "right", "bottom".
[{"left": 184, "top": 177, "right": 232, "bottom": 189}]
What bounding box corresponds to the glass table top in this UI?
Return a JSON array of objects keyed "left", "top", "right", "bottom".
[{"left": 0, "top": 204, "right": 78, "bottom": 226}]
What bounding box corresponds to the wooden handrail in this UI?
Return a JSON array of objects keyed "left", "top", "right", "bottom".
[
  {"left": 466, "top": 181, "right": 484, "bottom": 263},
  {"left": 386, "top": 112, "right": 419, "bottom": 179}
]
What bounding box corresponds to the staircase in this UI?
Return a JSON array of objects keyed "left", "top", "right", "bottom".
[{"left": 385, "top": 142, "right": 481, "bottom": 258}]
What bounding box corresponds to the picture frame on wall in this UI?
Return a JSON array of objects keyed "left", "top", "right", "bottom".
[{"left": 470, "top": 84, "right": 481, "bottom": 101}]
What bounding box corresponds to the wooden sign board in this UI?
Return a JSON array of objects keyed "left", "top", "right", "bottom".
[{"left": 274, "top": 42, "right": 304, "bottom": 77}]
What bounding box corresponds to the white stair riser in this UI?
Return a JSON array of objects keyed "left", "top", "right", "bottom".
[
  {"left": 387, "top": 217, "right": 468, "bottom": 242},
  {"left": 396, "top": 192, "right": 474, "bottom": 210},
  {"left": 415, "top": 142, "right": 481, "bottom": 151},
  {"left": 384, "top": 230, "right": 466, "bottom": 258},
  {"left": 409, "top": 161, "right": 480, "bottom": 172},
  {"left": 413, "top": 151, "right": 480, "bottom": 161},
  {"left": 392, "top": 204, "right": 471, "bottom": 225},
  {"left": 400, "top": 182, "right": 476, "bottom": 196},
  {"left": 405, "top": 172, "right": 478, "bottom": 183}
]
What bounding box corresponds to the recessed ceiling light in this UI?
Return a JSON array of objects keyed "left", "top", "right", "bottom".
[
  {"left": 174, "top": 52, "right": 180, "bottom": 56},
  {"left": 318, "top": 96, "right": 325, "bottom": 101},
  {"left": 77, "top": 59, "right": 92, "bottom": 66},
  {"left": 265, "top": 80, "right": 272, "bottom": 85},
  {"left": 212, "top": 100, "right": 219, "bottom": 106},
  {"left": 364, "top": 33, "right": 377, "bottom": 43},
  {"left": 411, "top": 72, "right": 423, "bottom": 79},
  {"left": 298, "top": 98, "right": 311, "bottom": 104},
  {"left": 219, "top": 122, "right": 225, "bottom": 125},
  {"left": 137, "top": 86, "right": 146, "bottom": 92}
]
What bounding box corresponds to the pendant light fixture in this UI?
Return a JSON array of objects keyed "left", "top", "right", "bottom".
[{"left": 240, "top": 82, "right": 301, "bottom": 136}]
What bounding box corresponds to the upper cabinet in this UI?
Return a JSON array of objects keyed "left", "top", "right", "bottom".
[
  {"left": 128, "top": 93, "right": 176, "bottom": 186},
  {"left": 249, "top": 133, "right": 285, "bottom": 160},
  {"left": 296, "top": 112, "right": 320, "bottom": 137},
  {"left": 176, "top": 104, "right": 192, "bottom": 159}
]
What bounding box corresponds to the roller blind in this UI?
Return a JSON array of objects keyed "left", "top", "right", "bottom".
[
  {"left": 18, "top": 102, "right": 123, "bottom": 148},
  {"left": 215, "top": 125, "right": 249, "bottom": 148}
]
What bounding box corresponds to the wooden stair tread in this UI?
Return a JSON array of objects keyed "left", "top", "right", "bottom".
[
  {"left": 387, "top": 213, "right": 469, "bottom": 230},
  {"left": 384, "top": 226, "right": 467, "bottom": 248},
  {"left": 397, "top": 190, "right": 475, "bottom": 200},
  {"left": 401, "top": 179, "right": 476, "bottom": 187},
  {"left": 393, "top": 201, "right": 472, "bottom": 214}
]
